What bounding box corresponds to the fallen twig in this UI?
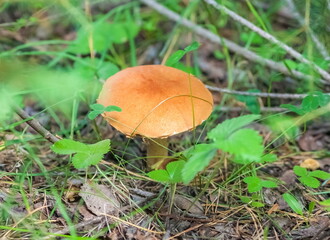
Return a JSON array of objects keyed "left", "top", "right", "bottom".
[
  {"left": 206, "top": 85, "right": 314, "bottom": 99},
  {"left": 139, "top": 0, "right": 327, "bottom": 84},
  {"left": 12, "top": 104, "right": 60, "bottom": 144},
  {"left": 203, "top": 0, "right": 330, "bottom": 81}
]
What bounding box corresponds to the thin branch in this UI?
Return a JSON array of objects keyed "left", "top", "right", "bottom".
[
  {"left": 139, "top": 0, "right": 327, "bottom": 84},
  {"left": 198, "top": 57, "right": 330, "bottom": 99},
  {"left": 12, "top": 104, "right": 60, "bottom": 144},
  {"left": 203, "top": 0, "right": 330, "bottom": 82},
  {"left": 284, "top": 0, "right": 330, "bottom": 60},
  {"left": 206, "top": 85, "right": 314, "bottom": 99},
  {"left": 219, "top": 106, "right": 287, "bottom": 112}
]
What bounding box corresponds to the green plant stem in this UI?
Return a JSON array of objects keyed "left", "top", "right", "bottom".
[
  {"left": 295, "top": 102, "right": 330, "bottom": 125},
  {"left": 184, "top": 153, "right": 225, "bottom": 215},
  {"left": 168, "top": 183, "right": 177, "bottom": 214},
  {"left": 145, "top": 138, "right": 169, "bottom": 169},
  {"left": 26, "top": 146, "right": 77, "bottom": 238},
  {"left": 222, "top": 163, "right": 253, "bottom": 186}
]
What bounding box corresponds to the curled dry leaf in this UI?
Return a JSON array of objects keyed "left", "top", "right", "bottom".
[
  {"left": 174, "top": 194, "right": 204, "bottom": 215},
  {"left": 79, "top": 181, "right": 121, "bottom": 216}
]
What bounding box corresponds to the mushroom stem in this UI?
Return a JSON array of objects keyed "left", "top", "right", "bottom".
[{"left": 146, "top": 138, "right": 169, "bottom": 169}]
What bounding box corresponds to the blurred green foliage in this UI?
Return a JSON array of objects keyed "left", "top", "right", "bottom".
[{"left": 0, "top": 59, "right": 99, "bottom": 121}]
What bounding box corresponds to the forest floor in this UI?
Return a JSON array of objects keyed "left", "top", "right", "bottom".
[{"left": 1, "top": 0, "right": 330, "bottom": 239}]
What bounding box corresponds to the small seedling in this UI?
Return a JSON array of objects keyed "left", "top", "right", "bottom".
[
  {"left": 240, "top": 194, "right": 265, "bottom": 208},
  {"left": 293, "top": 166, "right": 330, "bottom": 188},
  {"left": 179, "top": 114, "right": 276, "bottom": 184},
  {"left": 148, "top": 114, "right": 277, "bottom": 185},
  {"left": 51, "top": 139, "right": 110, "bottom": 169},
  {"left": 243, "top": 176, "right": 278, "bottom": 193},
  {"left": 281, "top": 91, "right": 330, "bottom": 115},
  {"left": 165, "top": 41, "right": 200, "bottom": 66},
  {"left": 88, "top": 103, "right": 122, "bottom": 120},
  {"left": 147, "top": 160, "right": 185, "bottom": 184}
]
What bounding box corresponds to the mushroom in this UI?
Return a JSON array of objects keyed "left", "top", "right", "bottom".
[{"left": 97, "top": 65, "right": 213, "bottom": 169}]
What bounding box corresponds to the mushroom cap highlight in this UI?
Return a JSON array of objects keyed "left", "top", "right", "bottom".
[{"left": 97, "top": 65, "right": 213, "bottom": 138}]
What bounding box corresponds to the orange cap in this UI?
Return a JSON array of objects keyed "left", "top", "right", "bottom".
[{"left": 97, "top": 65, "right": 213, "bottom": 138}]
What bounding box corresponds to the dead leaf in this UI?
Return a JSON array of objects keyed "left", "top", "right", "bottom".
[
  {"left": 291, "top": 216, "right": 330, "bottom": 239},
  {"left": 174, "top": 194, "right": 204, "bottom": 215},
  {"left": 267, "top": 203, "right": 279, "bottom": 215},
  {"left": 298, "top": 133, "right": 323, "bottom": 151},
  {"left": 78, "top": 204, "right": 96, "bottom": 221},
  {"left": 279, "top": 170, "right": 296, "bottom": 188},
  {"left": 79, "top": 181, "right": 120, "bottom": 216}
]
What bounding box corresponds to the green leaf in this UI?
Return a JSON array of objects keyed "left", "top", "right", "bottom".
[
  {"left": 91, "top": 104, "right": 105, "bottom": 111},
  {"left": 88, "top": 104, "right": 121, "bottom": 120},
  {"left": 88, "top": 139, "right": 111, "bottom": 155},
  {"left": 51, "top": 139, "right": 89, "bottom": 154},
  {"left": 170, "top": 62, "right": 195, "bottom": 74},
  {"left": 319, "top": 199, "right": 330, "bottom": 206},
  {"left": 240, "top": 196, "right": 251, "bottom": 203},
  {"left": 301, "top": 95, "right": 320, "bottom": 112},
  {"left": 282, "top": 193, "right": 303, "bottom": 215},
  {"left": 88, "top": 111, "right": 103, "bottom": 120},
  {"left": 165, "top": 50, "right": 186, "bottom": 66},
  {"left": 96, "top": 62, "right": 119, "bottom": 79},
  {"left": 214, "top": 50, "right": 225, "bottom": 60},
  {"left": 251, "top": 201, "right": 265, "bottom": 207},
  {"left": 251, "top": 193, "right": 260, "bottom": 200},
  {"left": 73, "top": 58, "right": 119, "bottom": 80},
  {"left": 104, "top": 105, "right": 122, "bottom": 112},
  {"left": 208, "top": 114, "right": 260, "bottom": 143},
  {"left": 281, "top": 91, "right": 330, "bottom": 115},
  {"left": 280, "top": 104, "right": 305, "bottom": 115},
  {"left": 283, "top": 59, "right": 298, "bottom": 70},
  {"left": 72, "top": 152, "right": 104, "bottom": 169},
  {"left": 298, "top": 176, "right": 320, "bottom": 188},
  {"left": 147, "top": 170, "right": 170, "bottom": 182},
  {"left": 165, "top": 42, "right": 200, "bottom": 66},
  {"left": 218, "top": 129, "right": 264, "bottom": 164},
  {"left": 240, "top": 32, "right": 263, "bottom": 45},
  {"left": 308, "top": 201, "right": 316, "bottom": 213},
  {"left": 243, "top": 176, "right": 263, "bottom": 193},
  {"left": 235, "top": 89, "right": 261, "bottom": 114},
  {"left": 264, "top": 115, "right": 299, "bottom": 140},
  {"left": 51, "top": 139, "right": 110, "bottom": 169},
  {"left": 68, "top": 22, "right": 111, "bottom": 54},
  {"left": 182, "top": 144, "right": 217, "bottom": 184},
  {"left": 309, "top": 170, "right": 330, "bottom": 180},
  {"left": 314, "top": 91, "right": 330, "bottom": 107},
  {"left": 293, "top": 166, "right": 308, "bottom": 177},
  {"left": 261, "top": 180, "right": 278, "bottom": 188},
  {"left": 68, "top": 21, "right": 140, "bottom": 54},
  {"left": 109, "top": 21, "right": 140, "bottom": 44},
  {"left": 166, "top": 160, "right": 185, "bottom": 183},
  {"left": 184, "top": 41, "right": 200, "bottom": 52},
  {"left": 261, "top": 153, "right": 278, "bottom": 163}
]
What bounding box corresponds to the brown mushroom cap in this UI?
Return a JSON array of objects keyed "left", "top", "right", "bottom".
[{"left": 97, "top": 65, "right": 213, "bottom": 138}]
